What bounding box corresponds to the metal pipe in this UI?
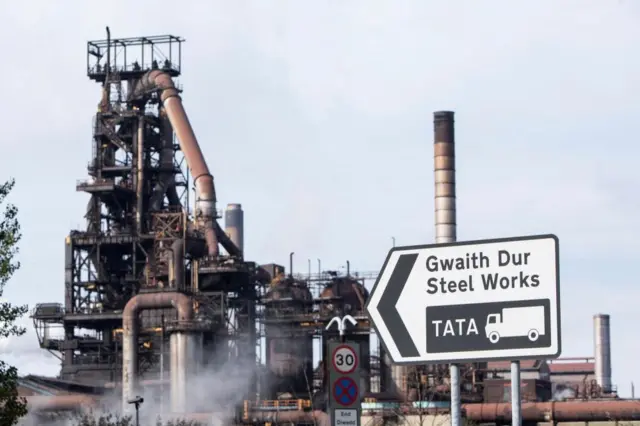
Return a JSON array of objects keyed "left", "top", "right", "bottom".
[
  {"left": 170, "top": 333, "right": 179, "bottom": 412},
  {"left": 289, "top": 251, "right": 294, "bottom": 276},
  {"left": 169, "top": 238, "right": 206, "bottom": 289},
  {"left": 244, "top": 401, "right": 640, "bottom": 424},
  {"left": 150, "top": 109, "right": 180, "bottom": 211},
  {"left": 133, "top": 70, "right": 241, "bottom": 258},
  {"left": 434, "top": 110, "right": 459, "bottom": 426},
  {"left": 224, "top": 203, "right": 244, "bottom": 255},
  {"left": 594, "top": 313, "right": 612, "bottom": 393},
  {"left": 463, "top": 401, "right": 640, "bottom": 422},
  {"left": 122, "top": 292, "right": 194, "bottom": 413},
  {"left": 173, "top": 333, "right": 186, "bottom": 412},
  {"left": 23, "top": 398, "right": 640, "bottom": 422},
  {"left": 136, "top": 116, "right": 144, "bottom": 234},
  {"left": 160, "top": 314, "right": 165, "bottom": 416},
  {"left": 450, "top": 364, "right": 461, "bottom": 426},
  {"left": 511, "top": 361, "right": 521, "bottom": 426}
]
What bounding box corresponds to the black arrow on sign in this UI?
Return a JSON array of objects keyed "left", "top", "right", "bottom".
[{"left": 378, "top": 253, "right": 420, "bottom": 358}]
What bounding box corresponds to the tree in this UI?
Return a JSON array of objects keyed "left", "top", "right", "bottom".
[{"left": 0, "top": 178, "right": 29, "bottom": 426}]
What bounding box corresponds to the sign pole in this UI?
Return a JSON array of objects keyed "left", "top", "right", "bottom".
[
  {"left": 327, "top": 340, "right": 362, "bottom": 426},
  {"left": 450, "top": 364, "right": 461, "bottom": 426},
  {"left": 511, "top": 360, "right": 522, "bottom": 426}
]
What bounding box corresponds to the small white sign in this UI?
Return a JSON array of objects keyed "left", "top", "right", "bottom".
[
  {"left": 367, "top": 234, "right": 561, "bottom": 364},
  {"left": 334, "top": 409, "right": 358, "bottom": 426}
]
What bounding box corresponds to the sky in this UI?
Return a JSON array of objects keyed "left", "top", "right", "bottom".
[{"left": 0, "top": 0, "right": 639, "bottom": 397}]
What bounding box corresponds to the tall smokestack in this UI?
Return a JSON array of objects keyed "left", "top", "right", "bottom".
[
  {"left": 434, "top": 111, "right": 461, "bottom": 426},
  {"left": 594, "top": 313, "right": 612, "bottom": 393},
  {"left": 224, "top": 203, "right": 244, "bottom": 255},
  {"left": 434, "top": 111, "right": 456, "bottom": 243}
]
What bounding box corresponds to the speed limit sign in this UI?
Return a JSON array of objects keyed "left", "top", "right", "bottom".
[{"left": 332, "top": 344, "right": 358, "bottom": 374}]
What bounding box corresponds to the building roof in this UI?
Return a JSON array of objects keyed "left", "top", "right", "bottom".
[
  {"left": 547, "top": 359, "right": 595, "bottom": 375},
  {"left": 486, "top": 360, "right": 545, "bottom": 371},
  {"left": 17, "top": 375, "right": 107, "bottom": 397}
]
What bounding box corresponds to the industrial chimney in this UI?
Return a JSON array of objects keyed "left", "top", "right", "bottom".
[
  {"left": 433, "top": 111, "right": 456, "bottom": 243},
  {"left": 381, "top": 111, "right": 459, "bottom": 400},
  {"left": 224, "top": 203, "right": 244, "bottom": 255},
  {"left": 594, "top": 313, "right": 612, "bottom": 393}
]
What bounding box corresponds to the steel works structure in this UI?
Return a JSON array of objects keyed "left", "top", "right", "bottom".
[
  {"left": 27, "top": 30, "right": 624, "bottom": 424},
  {"left": 30, "top": 29, "right": 381, "bottom": 416}
]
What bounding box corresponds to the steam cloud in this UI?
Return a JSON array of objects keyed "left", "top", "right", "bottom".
[
  {"left": 552, "top": 387, "right": 576, "bottom": 401},
  {"left": 18, "top": 347, "right": 262, "bottom": 426}
]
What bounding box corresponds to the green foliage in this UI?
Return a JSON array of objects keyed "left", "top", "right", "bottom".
[
  {"left": 69, "top": 412, "right": 133, "bottom": 426},
  {"left": 155, "top": 418, "right": 203, "bottom": 426},
  {"left": 39, "top": 411, "right": 204, "bottom": 426},
  {"left": 0, "top": 178, "right": 28, "bottom": 426}
]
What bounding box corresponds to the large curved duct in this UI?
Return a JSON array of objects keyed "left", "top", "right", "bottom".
[
  {"left": 133, "top": 70, "right": 241, "bottom": 258},
  {"left": 122, "top": 292, "right": 195, "bottom": 413}
]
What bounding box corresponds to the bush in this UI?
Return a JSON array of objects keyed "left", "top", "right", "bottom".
[{"left": 33, "top": 412, "right": 204, "bottom": 426}]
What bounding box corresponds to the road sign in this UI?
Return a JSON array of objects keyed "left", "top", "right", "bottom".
[
  {"left": 333, "top": 409, "right": 358, "bottom": 426},
  {"left": 327, "top": 341, "right": 361, "bottom": 426},
  {"left": 333, "top": 377, "right": 358, "bottom": 405},
  {"left": 332, "top": 344, "right": 358, "bottom": 374},
  {"left": 366, "top": 234, "right": 561, "bottom": 364}
]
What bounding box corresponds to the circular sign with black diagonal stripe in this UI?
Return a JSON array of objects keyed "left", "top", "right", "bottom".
[
  {"left": 333, "top": 377, "right": 358, "bottom": 406},
  {"left": 365, "top": 234, "right": 561, "bottom": 365}
]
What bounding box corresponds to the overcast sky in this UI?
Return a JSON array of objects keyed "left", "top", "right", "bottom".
[{"left": 1, "top": 0, "right": 639, "bottom": 397}]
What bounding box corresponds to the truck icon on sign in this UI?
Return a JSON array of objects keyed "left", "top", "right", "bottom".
[{"left": 485, "top": 305, "right": 546, "bottom": 344}]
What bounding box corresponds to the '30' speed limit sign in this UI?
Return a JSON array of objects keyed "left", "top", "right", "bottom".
[{"left": 332, "top": 344, "right": 358, "bottom": 374}]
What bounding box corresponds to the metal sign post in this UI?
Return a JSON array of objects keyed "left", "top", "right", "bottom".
[
  {"left": 327, "top": 341, "right": 361, "bottom": 426},
  {"left": 511, "top": 360, "right": 522, "bottom": 426}
]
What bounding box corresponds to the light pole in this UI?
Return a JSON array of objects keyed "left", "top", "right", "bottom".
[
  {"left": 128, "top": 396, "right": 144, "bottom": 426},
  {"left": 308, "top": 258, "right": 311, "bottom": 278},
  {"left": 317, "top": 258, "right": 321, "bottom": 276},
  {"left": 392, "top": 236, "right": 396, "bottom": 247}
]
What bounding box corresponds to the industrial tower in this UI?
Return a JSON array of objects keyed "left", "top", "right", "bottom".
[{"left": 31, "top": 29, "right": 261, "bottom": 413}]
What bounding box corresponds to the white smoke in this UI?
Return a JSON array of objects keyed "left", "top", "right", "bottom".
[
  {"left": 552, "top": 387, "right": 576, "bottom": 401},
  {"left": 18, "top": 347, "right": 264, "bottom": 426}
]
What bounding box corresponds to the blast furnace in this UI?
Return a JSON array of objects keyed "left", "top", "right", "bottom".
[{"left": 30, "top": 29, "right": 261, "bottom": 414}]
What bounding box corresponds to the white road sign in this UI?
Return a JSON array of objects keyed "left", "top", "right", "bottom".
[
  {"left": 366, "top": 234, "right": 561, "bottom": 364},
  {"left": 332, "top": 344, "right": 358, "bottom": 374},
  {"left": 334, "top": 409, "right": 358, "bottom": 426}
]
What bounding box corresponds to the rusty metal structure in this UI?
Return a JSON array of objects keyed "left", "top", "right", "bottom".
[
  {"left": 28, "top": 30, "right": 379, "bottom": 418},
  {"left": 30, "top": 28, "right": 259, "bottom": 414}
]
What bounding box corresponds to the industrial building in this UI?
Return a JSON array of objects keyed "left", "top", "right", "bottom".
[{"left": 22, "top": 30, "right": 638, "bottom": 425}]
